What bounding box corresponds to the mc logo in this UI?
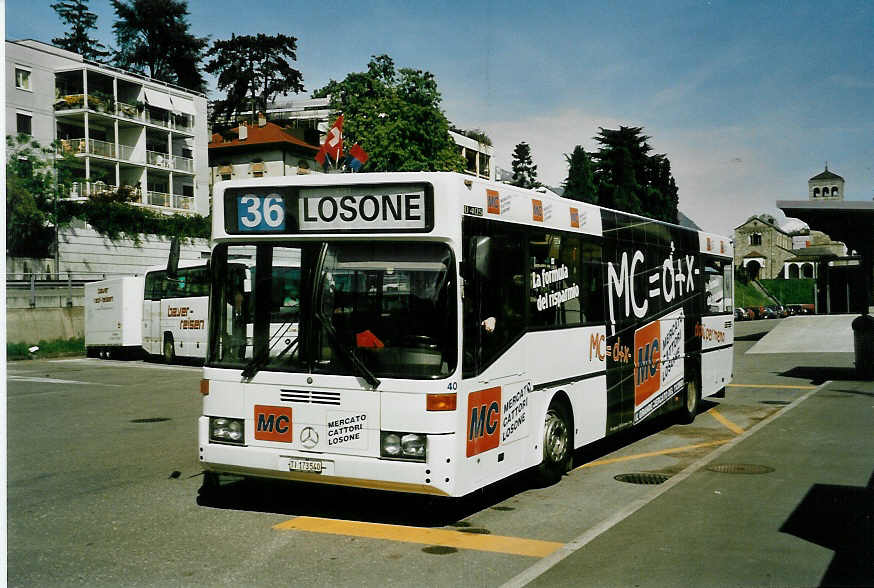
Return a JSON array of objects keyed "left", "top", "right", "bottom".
[
  {"left": 634, "top": 321, "right": 661, "bottom": 407},
  {"left": 467, "top": 386, "right": 501, "bottom": 457},
  {"left": 254, "top": 405, "right": 293, "bottom": 442}
]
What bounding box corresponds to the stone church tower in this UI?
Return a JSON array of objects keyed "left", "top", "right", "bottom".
[{"left": 808, "top": 165, "right": 844, "bottom": 200}]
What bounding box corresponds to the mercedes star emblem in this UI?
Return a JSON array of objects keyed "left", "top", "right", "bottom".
[{"left": 300, "top": 426, "right": 319, "bottom": 448}]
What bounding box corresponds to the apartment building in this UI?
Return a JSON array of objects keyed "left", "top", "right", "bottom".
[{"left": 6, "top": 39, "right": 210, "bottom": 215}]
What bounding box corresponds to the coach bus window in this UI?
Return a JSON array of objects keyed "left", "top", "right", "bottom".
[
  {"left": 704, "top": 258, "right": 732, "bottom": 313},
  {"left": 528, "top": 232, "right": 583, "bottom": 328},
  {"left": 581, "top": 238, "right": 604, "bottom": 323},
  {"left": 462, "top": 220, "right": 525, "bottom": 377}
]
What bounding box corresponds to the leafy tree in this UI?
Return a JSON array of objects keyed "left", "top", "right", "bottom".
[
  {"left": 206, "top": 33, "right": 305, "bottom": 126},
  {"left": 510, "top": 142, "right": 539, "bottom": 189},
  {"left": 51, "top": 0, "right": 110, "bottom": 61},
  {"left": 591, "top": 126, "right": 678, "bottom": 223},
  {"left": 111, "top": 0, "right": 208, "bottom": 92},
  {"left": 562, "top": 145, "right": 596, "bottom": 204},
  {"left": 313, "top": 55, "right": 462, "bottom": 172},
  {"left": 5, "top": 135, "right": 73, "bottom": 257}
]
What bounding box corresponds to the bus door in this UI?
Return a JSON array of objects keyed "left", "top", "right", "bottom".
[{"left": 142, "top": 271, "right": 164, "bottom": 355}]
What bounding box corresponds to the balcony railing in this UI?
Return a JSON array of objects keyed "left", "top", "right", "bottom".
[
  {"left": 116, "top": 101, "right": 144, "bottom": 121},
  {"left": 54, "top": 94, "right": 86, "bottom": 111},
  {"left": 147, "top": 150, "right": 172, "bottom": 168},
  {"left": 173, "top": 194, "right": 194, "bottom": 210},
  {"left": 65, "top": 182, "right": 141, "bottom": 200},
  {"left": 145, "top": 111, "right": 170, "bottom": 128},
  {"left": 88, "top": 138, "right": 116, "bottom": 158},
  {"left": 147, "top": 191, "right": 172, "bottom": 207},
  {"left": 172, "top": 155, "right": 194, "bottom": 172},
  {"left": 59, "top": 138, "right": 87, "bottom": 155},
  {"left": 118, "top": 143, "right": 136, "bottom": 161}
]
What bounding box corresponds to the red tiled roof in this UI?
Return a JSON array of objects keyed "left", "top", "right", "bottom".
[{"left": 209, "top": 122, "right": 319, "bottom": 153}]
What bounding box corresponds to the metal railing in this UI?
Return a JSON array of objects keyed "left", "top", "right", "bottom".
[
  {"left": 88, "top": 138, "right": 116, "bottom": 158},
  {"left": 145, "top": 111, "right": 170, "bottom": 128},
  {"left": 147, "top": 150, "right": 172, "bottom": 168},
  {"left": 118, "top": 143, "right": 136, "bottom": 161},
  {"left": 147, "top": 191, "right": 172, "bottom": 207},
  {"left": 6, "top": 272, "right": 129, "bottom": 308},
  {"left": 172, "top": 154, "right": 194, "bottom": 172},
  {"left": 172, "top": 194, "right": 194, "bottom": 210},
  {"left": 54, "top": 93, "right": 86, "bottom": 111},
  {"left": 58, "top": 138, "right": 87, "bottom": 155},
  {"left": 116, "top": 100, "right": 143, "bottom": 121}
]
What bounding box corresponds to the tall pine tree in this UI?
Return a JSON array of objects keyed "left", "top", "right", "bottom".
[
  {"left": 590, "top": 126, "right": 678, "bottom": 223},
  {"left": 206, "top": 33, "right": 305, "bottom": 126},
  {"left": 51, "top": 0, "right": 110, "bottom": 61},
  {"left": 562, "top": 145, "right": 596, "bottom": 203},
  {"left": 510, "top": 142, "right": 539, "bottom": 189},
  {"left": 111, "top": 0, "right": 208, "bottom": 92}
]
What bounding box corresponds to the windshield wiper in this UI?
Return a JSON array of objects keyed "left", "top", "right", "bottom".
[
  {"left": 240, "top": 322, "right": 298, "bottom": 379},
  {"left": 315, "top": 312, "right": 381, "bottom": 389}
]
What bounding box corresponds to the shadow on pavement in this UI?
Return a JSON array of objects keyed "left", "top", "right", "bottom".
[
  {"left": 779, "top": 469, "right": 874, "bottom": 587},
  {"left": 195, "top": 406, "right": 703, "bottom": 527},
  {"left": 734, "top": 331, "right": 769, "bottom": 342},
  {"left": 779, "top": 366, "right": 860, "bottom": 385}
]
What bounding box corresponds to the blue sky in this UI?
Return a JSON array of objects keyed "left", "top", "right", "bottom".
[{"left": 6, "top": 0, "right": 873, "bottom": 235}]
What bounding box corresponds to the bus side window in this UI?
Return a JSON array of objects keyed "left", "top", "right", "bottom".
[
  {"left": 704, "top": 257, "right": 729, "bottom": 313},
  {"left": 581, "top": 238, "right": 604, "bottom": 324},
  {"left": 528, "top": 231, "right": 583, "bottom": 328}
]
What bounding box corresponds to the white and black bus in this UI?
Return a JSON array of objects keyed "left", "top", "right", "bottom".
[{"left": 198, "top": 173, "right": 733, "bottom": 497}]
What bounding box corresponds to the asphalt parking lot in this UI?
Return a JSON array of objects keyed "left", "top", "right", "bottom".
[{"left": 5, "top": 318, "right": 873, "bottom": 587}]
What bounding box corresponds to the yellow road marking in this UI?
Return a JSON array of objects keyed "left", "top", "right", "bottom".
[
  {"left": 707, "top": 408, "right": 745, "bottom": 435},
  {"left": 727, "top": 383, "right": 816, "bottom": 390},
  {"left": 573, "top": 440, "right": 731, "bottom": 471},
  {"left": 273, "top": 516, "right": 563, "bottom": 558}
]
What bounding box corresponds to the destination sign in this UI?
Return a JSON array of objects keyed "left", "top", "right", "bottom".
[{"left": 298, "top": 186, "right": 426, "bottom": 231}]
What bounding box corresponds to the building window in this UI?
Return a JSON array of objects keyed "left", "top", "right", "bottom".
[
  {"left": 15, "top": 67, "right": 32, "bottom": 91},
  {"left": 749, "top": 233, "right": 762, "bottom": 246},
  {"left": 221, "top": 174, "right": 232, "bottom": 181},
  {"left": 16, "top": 112, "right": 32, "bottom": 135}
]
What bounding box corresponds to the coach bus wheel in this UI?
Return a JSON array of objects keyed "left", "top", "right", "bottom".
[
  {"left": 534, "top": 404, "right": 572, "bottom": 484},
  {"left": 679, "top": 379, "right": 700, "bottom": 424},
  {"left": 163, "top": 335, "right": 176, "bottom": 363}
]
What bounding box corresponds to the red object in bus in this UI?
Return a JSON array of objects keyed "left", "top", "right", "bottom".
[{"left": 356, "top": 330, "right": 384, "bottom": 348}]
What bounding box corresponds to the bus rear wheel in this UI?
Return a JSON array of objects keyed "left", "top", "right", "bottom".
[
  {"left": 533, "top": 404, "right": 572, "bottom": 484},
  {"left": 163, "top": 335, "right": 176, "bottom": 363},
  {"left": 678, "top": 379, "right": 700, "bottom": 424}
]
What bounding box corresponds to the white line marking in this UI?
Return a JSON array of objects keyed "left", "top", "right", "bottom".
[
  {"left": 7, "top": 375, "right": 122, "bottom": 387},
  {"left": 48, "top": 359, "right": 201, "bottom": 372},
  {"left": 501, "top": 381, "right": 828, "bottom": 588}
]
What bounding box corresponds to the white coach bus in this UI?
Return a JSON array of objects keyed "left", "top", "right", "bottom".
[
  {"left": 142, "top": 260, "right": 212, "bottom": 362},
  {"left": 199, "top": 173, "right": 734, "bottom": 497}
]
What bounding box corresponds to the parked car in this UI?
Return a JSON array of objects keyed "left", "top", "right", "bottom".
[
  {"left": 735, "top": 307, "right": 747, "bottom": 321},
  {"left": 762, "top": 306, "right": 779, "bottom": 319}
]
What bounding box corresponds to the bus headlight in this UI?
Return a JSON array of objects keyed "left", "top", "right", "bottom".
[
  {"left": 380, "top": 431, "right": 426, "bottom": 461},
  {"left": 210, "top": 417, "right": 245, "bottom": 445}
]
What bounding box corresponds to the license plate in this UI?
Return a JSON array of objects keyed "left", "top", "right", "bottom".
[{"left": 288, "top": 458, "right": 323, "bottom": 474}]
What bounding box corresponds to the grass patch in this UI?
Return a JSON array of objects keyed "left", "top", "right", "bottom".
[
  {"left": 7, "top": 337, "right": 85, "bottom": 360},
  {"left": 759, "top": 279, "right": 815, "bottom": 305},
  {"left": 734, "top": 280, "right": 772, "bottom": 308}
]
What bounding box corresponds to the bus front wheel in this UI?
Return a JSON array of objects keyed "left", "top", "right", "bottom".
[
  {"left": 533, "top": 404, "right": 572, "bottom": 484},
  {"left": 163, "top": 335, "right": 176, "bottom": 363}
]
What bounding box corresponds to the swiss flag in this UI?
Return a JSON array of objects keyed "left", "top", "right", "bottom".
[{"left": 315, "top": 115, "right": 343, "bottom": 165}]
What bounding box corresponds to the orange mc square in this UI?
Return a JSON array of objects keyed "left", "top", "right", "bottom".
[
  {"left": 466, "top": 386, "right": 501, "bottom": 457},
  {"left": 633, "top": 321, "right": 661, "bottom": 408},
  {"left": 532, "top": 199, "right": 544, "bottom": 222},
  {"left": 487, "top": 189, "right": 500, "bottom": 214},
  {"left": 254, "top": 405, "right": 293, "bottom": 442},
  {"left": 570, "top": 207, "right": 580, "bottom": 228}
]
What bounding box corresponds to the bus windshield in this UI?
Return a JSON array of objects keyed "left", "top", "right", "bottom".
[{"left": 208, "top": 241, "right": 457, "bottom": 380}]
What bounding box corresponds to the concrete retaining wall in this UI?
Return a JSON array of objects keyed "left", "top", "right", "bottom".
[{"left": 6, "top": 307, "right": 84, "bottom": 344}]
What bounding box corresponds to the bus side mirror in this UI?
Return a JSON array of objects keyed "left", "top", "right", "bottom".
[{"left": 167, "top": 237, "right": 180, "bottom": 280}]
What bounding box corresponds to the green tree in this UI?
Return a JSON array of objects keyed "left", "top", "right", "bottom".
[
  {"left": 562, "top": 145, "right": 596, "bottom": 203},
  {"left": 51, "top": 0, "right": 110, "bottom": 61},
  {"left": 591, "top": 126, "right": 679, "bottom": 223},
  {"left": 206, "top": 33, "right": 305, "bottom": 126},
  {"left": 5, "top": 135, "right": 71, "bottom": 257},
  {"left": 313, "top": 55, "right": 462, "bottom": 172},
  {"left": 111, "top": 0, "right": 208, "bottom": 92},
  {"left": 510, "top": 142, "right": 539, "bottom": 189}
]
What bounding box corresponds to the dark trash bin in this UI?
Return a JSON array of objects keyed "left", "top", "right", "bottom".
[{"left": 851, "top": 314, "right": 874, "bottom": 380}]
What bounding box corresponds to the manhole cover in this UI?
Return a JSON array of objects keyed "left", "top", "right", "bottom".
[
  {"left": 760, "top": 400, "right": 791, "bottom": 405},
  {"left": 614, "top": 473, "right": 670, "bottom": 485},
  {"left": 706, "top": 463, "right": 774, "bottom": 474},
  {"left": 130, "top": 417, "right": 171, "bottom": 423}
]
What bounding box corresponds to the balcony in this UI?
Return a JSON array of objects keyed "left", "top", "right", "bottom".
[
  {"left": 172, "top": 154, "right": 194, "bottom": 173},
  {"left": 147, "top": 191, "right": 192, "bottom": 211},
  {"left": 54, "top": 94, "right": 86, "bottom": 111},
  {"left": 65, "top": 181, "right": 141, "bottom": 201},
  {"left": 147, "top": 150, "right": 172, "bottom": 168},
  {"left": 117, "top": 143, "right": 136, "bottom": 162},
  {"left": 116, "top": 100, "right": 145, "bottom": 121},
  {"left": 88, "top": 138, "right": 116, "bottom": 158}
]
